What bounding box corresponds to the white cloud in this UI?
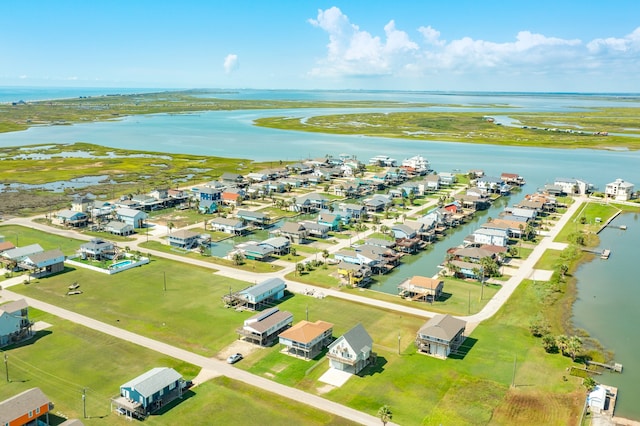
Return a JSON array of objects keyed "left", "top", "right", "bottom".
[
  {"left": 224, "top": 54, "right": 239, "bottom": 74},
  {"left": 308, "top": 7, "right": 418, "bottom": 77},
  {"left": 308, "top": 7, "right": 640, "bottom": 87}
]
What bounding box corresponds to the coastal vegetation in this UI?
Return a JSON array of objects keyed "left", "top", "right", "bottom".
[
  {"left": 255, "top": 108, "right": 640, "bottom": 151},
  {"left": 0, "top": 142, "right": 266, "bottom": 216}
]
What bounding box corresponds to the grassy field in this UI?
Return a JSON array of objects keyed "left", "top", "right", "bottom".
[
  {"left": 554, "top": 201, "right": 621, "bottom": 243},
  {"left": 0, "top": 310, "right": 355, "bottom": 426}
]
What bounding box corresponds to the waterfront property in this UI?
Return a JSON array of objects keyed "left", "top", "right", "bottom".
[
  {"left": 260, "top": 236, "right": 290, "bottom": 255},
  {"left": 113, "top": 367, "right": 185, "bottom": 419},
  {"left": 237, "top": 307, "right": 293, "bottom": 346},
  {"left": 398, "top": 276, "right": 444, "bottom": 302},
  {"left": 0, "top": 299, "right": 33, "bottom": 347},
  {"left": 415, "top": 314, "right": 466, "bottom": 358},
  {"left": 327, "top": 323, "right": 375, "bottom": 375},
  {"left": 605, "top": 178, "right": 635, "bottom": 201},
  {"left": 278, "top": 320, "right": 334, "bottom": 360},
  {"left": 208, "top": 217, "right": 248, "bottom": 235},
  {"left": 0, "top": 387, "right": 54, "bottom": 426},
  {"left": 167, "top": 229, "right": 202, "bottom": 250},
  {"left": 237, "top": 209, "right": 271, "bottom": 227}
]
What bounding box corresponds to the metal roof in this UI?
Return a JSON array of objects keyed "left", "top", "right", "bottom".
[{"left": 120, "top": 367, "right": 182, "bottom": 398}]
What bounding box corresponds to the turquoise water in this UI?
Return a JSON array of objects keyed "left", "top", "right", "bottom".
[
  {"left": 1, "top": 87, "right": 639, "bottom": 418},
  {"left": 111, "top": 259, "right": 133, "bottom": 269}
]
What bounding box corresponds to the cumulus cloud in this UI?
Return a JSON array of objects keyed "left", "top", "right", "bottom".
[
  {"left": 224, "top": 54, "right": 239, "bottom": 74},
  {"left": 308, "top": 7, "right": 640, "bottom": 84},
  {"left": 308, "top": 7, "right": 417, "bottom": 77}
]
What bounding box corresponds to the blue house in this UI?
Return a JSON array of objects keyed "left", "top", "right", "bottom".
[
  {"left": 238, "top": 278, "right": 286, "bottom": 310},
  {"left": 193, "top": 186, "right": 221, "bottom": 202},
  {"left": 0, "top": 299, "right": 33, "bottom": 347},
  {"left": 116, "top": 208, "right": 148, "bottom": 229},
  {"left": 116, "top": 367, "right": 184, "bottom": 417},
  {"left": 318, "top": 211, "right": 342, "bottom": 231},
  {"left": 198, "top": 199, "right": 218, "bottom": 214}
]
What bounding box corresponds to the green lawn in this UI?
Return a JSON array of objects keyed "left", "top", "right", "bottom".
[
  {"left": 0, "top": 310, "right": 355, "bottom": 426},
  {"left": 554, "top": 201, "right": 620, "bottom": 243},
  {"left": 139, "top": 240, "right": 283, "bottom": 273},
  {"left": 10, "top": 258, "right": 256, "bottom": 357}
]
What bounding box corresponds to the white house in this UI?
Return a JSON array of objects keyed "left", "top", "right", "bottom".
[
  {"left": 116, "top": 208, "right": 148, "bottom": 228},
  {"left": 605, "top": 178, "right": 635, "bottom": 201},
  {"left": 471, "top": 228, "right": 509, "bottom": 247},
  {"left": 326, "top": 323, "right": 374, "bottom": 375}
]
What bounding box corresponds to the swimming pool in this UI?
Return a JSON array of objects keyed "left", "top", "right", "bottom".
[{"left": 110, "top": 259, "right": 134, "bottom": 269}]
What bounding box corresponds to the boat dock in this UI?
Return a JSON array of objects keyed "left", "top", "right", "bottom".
[{"left": 586, "top": 360, "right": 623, "bottom": 373}]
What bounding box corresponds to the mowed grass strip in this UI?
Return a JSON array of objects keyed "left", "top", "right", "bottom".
[{"left": 10, "top": 256, "right": 257, "bottom": 357}]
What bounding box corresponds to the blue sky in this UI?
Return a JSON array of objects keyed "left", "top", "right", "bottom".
[{"left": 1, "top": 1, "right": 639, "bottom": 92}]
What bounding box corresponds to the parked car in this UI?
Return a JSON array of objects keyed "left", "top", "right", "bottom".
[{"left": 226, "top": 353, "right": 243, "bottom": 364}]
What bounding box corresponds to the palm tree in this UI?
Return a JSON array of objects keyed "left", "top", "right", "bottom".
[
  {"left": 232, "top": 252, "right": 244, "bottom": 266},
  {"left": 558, "top": 264, "right": 569, "bottom": 279},
  {"left": 167, "top": 221, "right": 175, "bottom": 235},
  {"left": 377, "top": 405, "right": 392, "bottom": 426},
  {"left": 567, "top": 336, "right": 582, "bottom": 361},
  {"left": 556, "top": 335, "right": 570, "bottom": 356},
  {"left": 321, "top": 249, "right": 329, "bottom": 267}
]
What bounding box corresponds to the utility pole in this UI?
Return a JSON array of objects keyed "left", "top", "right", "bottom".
[
  {"left": 397, "top": 333, "right": 401, "bottom": 355},
  {"left": 511, "top": 355, "right": 517, "bottom": 388},
  {"left": 163, "top": 272, "right": 167, "bottom": 292},
  {"left": 306, "top": 305, "right": 309, "bottom": 321},
  {"left": 468, "top": 290, "right": 471, "bottom": 314},
  {"left": 4, "top": 352, "right": 8, "bottom": 382},
  {"left": 82, "top": 388, "right": 87, "bottom": 418}
]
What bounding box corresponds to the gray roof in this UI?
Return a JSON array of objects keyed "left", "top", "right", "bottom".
[
  {"left": 120, "top": 367, "right": 182, "bottom": 398},
  {"left": 211, "top": 217, "right": 244, "bottom": 227},
  {"left": 329, "top": 323, "right": 372, "bottom": 354},
  {"left": 261, "top": 237, "right": 290, "bottom": 248},
  {"left": 237, "top": 210, "right": 268, "bottom": 220},
  {"left": 280, "top": 222, "right": 306, "bottom": 233},
  {"left": 418, "top": 314, "right": 466, "bottom": 342},
  {"left": 0, "top": 299, "right": 28, "bottom": 314},
  {"left": 169, "top": 229, "right": 200, "bottom": 240},
  {"left": 2, "top": 244, "right": 44, "bottom": 260},
  {"left": 0, "top": 387, "right": 50, "bottom": 424},
  {"left": 81, "top": 238, "right": 113, "bottom": 251},
  {"left": 105, "top": 220, "right": 131, "bottom": 231},
  {"left": 241, "top": 278, "right": 285, "bottom": 299},
  {"left": 116, "top": 207, "right": 147, "bottom": 218},
  {"left": 25, "top": 249, "right": 65, "bottom": 265},
  {"left": 244, "top": 309, "right": 293, "bottom": 333}
]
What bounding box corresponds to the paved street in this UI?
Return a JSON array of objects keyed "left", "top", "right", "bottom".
[{"left": 0, "top": 192, "right": 586, "bottom": 424}]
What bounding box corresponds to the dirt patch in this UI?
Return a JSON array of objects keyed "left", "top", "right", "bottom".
[
  {"left": 216, "top": 339, "right": 262, "bottom": 361},
  {"left": 316, "top": 384, "right": 335, "bottom": 394},
  {"left": 491, "top": 388, "right": 583, "bottom": 425},
  {"left": 191, "top": 368, "right": 220, "bottom": 387}
]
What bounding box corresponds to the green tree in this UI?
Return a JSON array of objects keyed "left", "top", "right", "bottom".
[
  {"left": 295, "top": 262, "right": 305, "bottom": 276},
  {"left": 567, "top": 336, "right": 583, "bottom": 361},
  {"left": 583, "top": 377, "right": 597, "bottom": 392},
  {"left": 556, "top": 335, "right": 569, "bottom": 356},
  {"left": 377, "top": 405, "right": 392, "bottom": 426},
  {"left": 321, "top": 249, "right": 329, "bottom": 267},
  {"left": 167, "top": 222, "right": 175, "bottom": 235},
  {"left": 542, "top": 334, "right": 557, "bottom": 353},
  {"left": 232, "top": 252, "right": 245, "bottom": 266}
]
